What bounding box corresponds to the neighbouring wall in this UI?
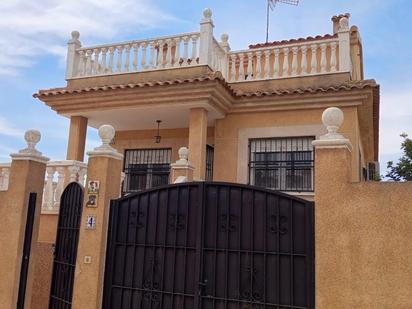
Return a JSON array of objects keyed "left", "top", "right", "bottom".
[{"left": 315, "top": 147, "right": 412, "bottom": 308}]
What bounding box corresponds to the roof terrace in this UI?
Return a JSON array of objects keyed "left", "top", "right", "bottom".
[{"left": 65, "top": 9, "right": 357, "bottom": 84}]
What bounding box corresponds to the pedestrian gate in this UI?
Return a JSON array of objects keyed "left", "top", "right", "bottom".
[
  {"left": 49, "top": 182, "right": 84, "bottom": 309},
  {"left": 103, "top": 182, "right": 314, "bottom": 309}
]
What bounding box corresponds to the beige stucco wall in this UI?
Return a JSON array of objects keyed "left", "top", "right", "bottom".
[
  {"left": 315, "top": 147, "right": 412, "bottom": 308},
  {"left": 214, "top": 107, "right": 362, "bottom": 184}
]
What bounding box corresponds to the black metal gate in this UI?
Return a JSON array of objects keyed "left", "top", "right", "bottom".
[
  {"left": 49, "top": 182, "right": 84, "bottom": 309},
  {"left": 17, "top": 192, "right": 37, "bottom": 309},
  {"left": 103, "top": 182, "right": 314, "bottom": 309}
]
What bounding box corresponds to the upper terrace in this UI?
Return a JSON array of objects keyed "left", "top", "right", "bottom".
[{"left": 64, "top": 9, "right": 362, "bottom": 87}]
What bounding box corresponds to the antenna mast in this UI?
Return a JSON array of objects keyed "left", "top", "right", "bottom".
[{"left": 266, "top": 0, "right": 300, "bottom": 43}]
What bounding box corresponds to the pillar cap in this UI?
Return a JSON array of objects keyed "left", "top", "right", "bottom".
[
  {"left": 312, "top": 107, "right": 353, "bottom": 151},
  {"left": 87, "top": 125, "right": 123, "bottom": 160},
  {"left": 10, "top": 129, "right": 50, "bottom": 163}
]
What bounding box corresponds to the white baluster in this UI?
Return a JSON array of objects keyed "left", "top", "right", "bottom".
[
  {"left": 0, "top": 168, "right": 10, "bottom": 191},
  {"left": 246, "top": 52, "right": 253, "bottom": 80},
  {"left": 330, "top": 42, "right": 337, "bottom": 72},
  {"left": 68, "top": 165, "right": 80, "bottom": 183},
  {"left": 320, "top": 43, "right": 327, "bottom": 73},
  {"left": 183, "top": 36, "right": 190, "bottom": 66},
  {"left": 157, "top": 40, "right": 164, "bottom": 68},
  {"left": 230, "top": 54, "right": 237, "bottom": 81},
  {"left": 116, "top": 46, "right": 124, "bottom": 72},
  {"left": 282, "top": 47, "right": 289, "bottom": 77},
  {"left": 124, "top": 44, "right": 131, "bottom": 72},
  {"left": 291, "top": 47, "right": 298, "bottom": 76},
  {"left": 93, "top": 49, "right": 100, "bottom": 75},
  {"left": 165, "top": 39, "right": 173, "bottom": 68},
  {"left": 141, "top": 42, "right": 147, "bottom": 70},
  {"left": 238, "top": 53, "right": 245, "bottom": 81},
  {"left": 310, "top": 44, "right": 318, "bottom": 73},
  {"left": 174, "top": 37, "right": 181, "bottom": 67},
  {"left": 273, "top": 49, "right": 280, "bottom": 77},
  {"left": 191, "top": 35, "right": 199, "bottom": 64},
  {"left": 108, "top": 47, "right": 115, "bottom": 73},
  {"left": 264, "top": 50, "right": 271, "bottom": 79},
  {"left": 255, "top": 51, "right": 262, "bottom": 79},
  {"left": 301, "top": 45, "right": 308, "bottom": 74},
  {"left": 149, "top": 41, "right": 156, "bottom": 68},
  {"left": 101, "top": 48, "right": 107, "bottom": 73},
  {"left": 132, "top": 43, "right": 138, "bottom": 71},
  {"left": 43, "top": 167, "right": 55, "bottom": 210},
  {"left": 54, "top": 167, "right": 65, "bottom": 208},
  {"left": 85, "top": 49, "right": 93, "bottom": 75},
  {"left": 78, "top": 167, "right": 87, "bottom": 186},
  {"left": 77, "top": 50, "right": 85, "bottom": 77}
]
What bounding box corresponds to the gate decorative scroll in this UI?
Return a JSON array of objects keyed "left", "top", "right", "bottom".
[{"left": 103, "top": 182, "right": 314, "bottom": 309}]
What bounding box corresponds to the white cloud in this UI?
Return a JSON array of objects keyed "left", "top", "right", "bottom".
[
  {"left": 0, "top": 116, "right": 24, "bottom": 137},
  {"left": 0, "top": 0, "right": 176, "bottom": 76},
  {"left": 379, "top": 87, "right": 412, "bottom": 157}
]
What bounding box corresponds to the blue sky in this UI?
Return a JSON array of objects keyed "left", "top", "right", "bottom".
[{"left": 0, "top": 0, "right": 411, "bottom": 172}]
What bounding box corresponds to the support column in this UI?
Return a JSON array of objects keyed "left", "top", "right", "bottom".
[
  {"left": 66, "top": 115, "right": 88, "bottom": 162},
  {"left": 0, "top": 130, "right": 49, "bottom": 309},
  {"left": 312, "top": 107, "right": 353, "bottom": 308},
  {"left": 71, "top": 125, "right": 123, "bottom": 309},
  {"left": 188, "top": 107, "right": 208, "bottom": 180}
]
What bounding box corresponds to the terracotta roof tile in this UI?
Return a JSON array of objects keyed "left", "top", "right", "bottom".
[
  {"left": 331, "top": 13, "right": 350, "bottom": 21},
  {"left": 34, "top": 74, "right": 378, "bottom": 99},
  {"left": 248, "top": 33, "right": 338, "bottom": 49}
]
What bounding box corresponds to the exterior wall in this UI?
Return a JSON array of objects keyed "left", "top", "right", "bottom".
[
  {"left": 315, "top": 147, "right": 412, "bottom": 308},
  {"left": 214, "top": 107, "right": 362, "bottom": 185},
  {"left": 113, "top": 127, "right": 215, "bottom": 165}
]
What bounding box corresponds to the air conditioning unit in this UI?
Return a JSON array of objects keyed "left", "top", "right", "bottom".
[{"left": 366, "top": 161, "right": 380, "bottom": 181}]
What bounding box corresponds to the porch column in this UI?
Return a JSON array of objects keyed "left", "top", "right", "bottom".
[
  {"left": 0, "top": 130, "right": 49, "bottom": 309},
  {"left": 188, "top": 107, "right": 208, "bottom": 180},
  {"left": 71, "top": 125, "right": 123, "bottom": 309},
  {"left": 66, "top": 115, "right": 88, "bottom": 162}
]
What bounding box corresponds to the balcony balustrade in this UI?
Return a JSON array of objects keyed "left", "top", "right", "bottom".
[{"left": 66, "top": 9, "right": 352, "bottom": 82}]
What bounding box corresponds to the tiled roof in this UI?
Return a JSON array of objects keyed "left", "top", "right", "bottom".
[
  {"left": 248, "top": 34, "right": 338, "bottom": 49},
  {"left": 34, "top": 74, "right": 378, "bottom": 99},
  {"left": 236, "top": 79, "right": 378, "bottom": 97},
  {"left": 33, "top": 72, "right": 235, "bottom": 97},
  {"left": 331, "top": 13, "right": 350, "bottom": 21}
]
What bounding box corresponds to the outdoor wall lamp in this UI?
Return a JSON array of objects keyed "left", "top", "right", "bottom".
[{"left": 154, "top": 120, "right": 162, "bottom": 143}]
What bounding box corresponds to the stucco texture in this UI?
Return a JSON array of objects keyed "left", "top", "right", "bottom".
[{"left": 315, "top": 147, "right": 412, "bottom": 308}]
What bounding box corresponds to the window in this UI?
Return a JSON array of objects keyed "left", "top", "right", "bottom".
[
  {"left": 249, "top": 137, "right": 315, "bottom": 192},
  {"left": 123, "top": 148, "right": 172, "bottom": 193},
  {"left": 206, "top": 145, "right": 214, "bottom": 181}
]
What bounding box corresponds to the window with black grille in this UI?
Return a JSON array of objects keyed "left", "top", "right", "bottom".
[
  {"left": 206, "top": 145, "right": 214, "bottom": 181},
  {"left": 123, "top": 148, "right": 171, "bottom": 193},
  {"left": 249, "top": 136, "right": 315, "bottom": 192}
]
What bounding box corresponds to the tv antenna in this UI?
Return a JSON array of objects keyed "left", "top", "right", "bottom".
[{"left": 266, "top": 0, "right": 300, "bottom": 43}]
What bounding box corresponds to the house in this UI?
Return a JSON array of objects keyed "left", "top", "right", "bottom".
[
  {"left": 2, "top": 8, "right": 411, "bottom": 309},
  {"left": 33, "top": 9, "right": 379, "bottom": 200}
]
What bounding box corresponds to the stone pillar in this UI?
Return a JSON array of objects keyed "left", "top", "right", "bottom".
[
  {"left": 0, "top": 130, "right": 49, "bottom": 309},
  {"left": 71, "top": 125, "right": 123, "bottom": 309},
  {"left": 171, "top": 147, "right": 194, "bottom": 183},
  {"left": 66, "top": 31, "right": 82, "bottom": 79},
  {"left": 66, "top": 115, "right": 88, "bottom": 162},
  {"left": 337, "top": 16, "right": 351, "bottom": 72},
  {"left": 312, "top": 107, "right": 353, "bottom": 308},
  {"left": 199, "top": 8, "right": 214, "bottom": 67},
  {"left": 188, "top": 107, "right": 208, "bottom": 180}
]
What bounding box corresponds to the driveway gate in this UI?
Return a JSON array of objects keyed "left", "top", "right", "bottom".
[{"left": 103, "top": 182, "right": 314, "bottom": 309}]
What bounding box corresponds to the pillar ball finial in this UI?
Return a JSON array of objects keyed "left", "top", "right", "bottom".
[
  {"left": 322, "top": 107, "right": 344, "bottom": 136},
  {"left": 98, "top": 124, "right": 115, "bottom": 145},
  {"left": 203, "top": 8, "right": 212, "bottom": 19},
  {"left": 24, "top": 129, "right": 41, "bottom": 149},
  {"left": 71, "top": 30, "right": 80, "bottom": 40},
  {"left": 178, "top": 147, "right": 189, "bottom": 161},
  {"left": 221, "top": 33, "right": 229, "bottom": 42}
]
